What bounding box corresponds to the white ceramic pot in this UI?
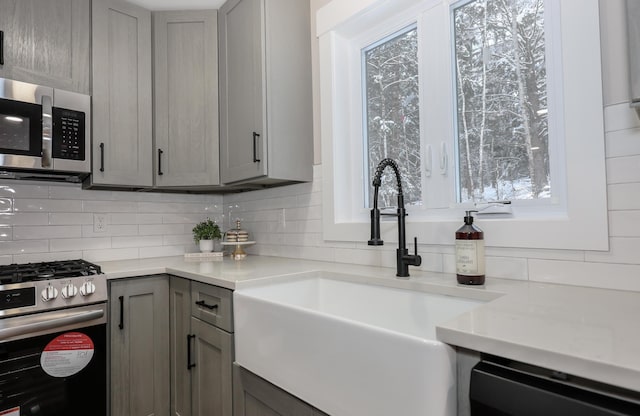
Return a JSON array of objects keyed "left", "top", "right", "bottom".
[{"left": 199, "top": 239, "right": 214, "bottom": 252}]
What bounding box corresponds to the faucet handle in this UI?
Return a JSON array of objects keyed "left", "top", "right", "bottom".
[{"left": 412, "top": 237, "right": 422, "bottom": 266}]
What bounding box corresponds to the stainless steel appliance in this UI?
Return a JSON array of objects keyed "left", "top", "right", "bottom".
[
  {"left": 0, "top": 78, "right": 90, "bottom": 182},
  {"left": 0, "top": 259, "right": 107, "bottom": 415}
]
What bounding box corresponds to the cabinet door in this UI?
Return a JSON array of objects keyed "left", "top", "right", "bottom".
[
  {"left": 233, "top": 365, "right": 316, "bottom": 416},
  {"left": 191, "top": 317, "right": 234, "bottom": 416},
  {"left": 170, "top": 277, "right": 192, "bottom": 416},
  {"left": 91, "top": 0, "right": 153, "bottom": 187},
  {"left": 154, "top": 10, "right": 220, "bottom": 187},
  {"left": 110, "top": 276, "right": 170, "bottom": 416},
  {"left": 219, "top": 0, "right": 267, "bottom": 184},
  {"left": 0, "top": 0, "right": 90, "bottom": 93}
]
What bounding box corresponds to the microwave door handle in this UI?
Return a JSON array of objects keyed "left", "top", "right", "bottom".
[{"left": 41, "top": 94, "right": 53, "bottom": 168}]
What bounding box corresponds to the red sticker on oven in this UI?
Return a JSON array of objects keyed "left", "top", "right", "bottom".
[
  {"left": 0, "top": 407, "right": 20, "bottom": 416},
  {"left": 40, "top": 332, "right": 95, "bottom": 377}
]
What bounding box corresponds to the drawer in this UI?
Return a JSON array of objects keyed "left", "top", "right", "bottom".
[{"left": 191, "top": 281, "right": 233, "bottom": 332}]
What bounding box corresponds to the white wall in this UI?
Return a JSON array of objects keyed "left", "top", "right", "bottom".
[
  {"left": 224, "top": 0, "right": 640, "bottom": 292},
  {"left": 0, "top": 182, "right": 223, "bottom": 263}
]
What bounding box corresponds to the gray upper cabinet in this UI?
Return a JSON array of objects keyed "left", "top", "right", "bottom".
[
  {"left": 218, "top": 0, "right": 313, "bottom": 185},
  {"left": 153, "top": 10, "right": 220, "bottom": 188},
  {"left": 110, "top": 275, "right": 170, "bottom": 416},
  {"left": 0, "top": 0, "right": 90, "bottom": 93},
  {"left": 89, "top": 0, "right": 153, "bottom": 188}
]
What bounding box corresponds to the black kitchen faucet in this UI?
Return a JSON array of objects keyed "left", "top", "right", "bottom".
[{"left": 368, "top": 158, "right": 422, "bottom": 278}]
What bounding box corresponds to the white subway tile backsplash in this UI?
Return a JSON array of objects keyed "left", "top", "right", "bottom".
[
  {"left": 139, "top": 224, "right": 185, "bottom": 236},
  {"left": 113, "top": 236, "right": 164, "bottom": 248},
  {"left": 81, "top": 224, "right": 138, "bottom": 238},
  {"left": 529, "top": 259, "right": 640, "bottom": 291},
  {"left": 607, "top": 183, "right": 640, "bottom": 210},
  {"left": 83, "top": 200, "right": 137, "bottom": 213},
  {"left": 139, "top": 245, "right": 186, "bottom": 258},
  {"left": 14, "top": 251, "right": 82, "bottom": 263},
  {"left": 604, "top": 102, "right": 640, "bottom": 132},
  {"left": 48, "top": 213, "right": 94, "bottom": 225},
  {"left": 0, "top": 213, "right": 48, "bottom": 226},
  {"left": 605, "top": 127, "right": 640, "bottom": 158},
  {"left": 0, "top": 183, "right": 48, "bottom": 198},
  {"left": 14, "top": 226, "right": 81, "bottom": 240},
  {"left": 606, "top": 155, "right": 640, "bottom": 184},
  {"left": 0, "top": 240, "right": 49, "bottom": 255},
  {"left": 609, "top": 210, "right": 640, "bottom": 237},
  {"left": 83, "top": 248, "right": 139, "bottom": 262},
  {"left": 15, "top": 199, "right": 83, "bottom": 212},
  {"left": 50, "top": 238, "right": 111, "bottom": 252},
  {"left": 0, "top": 226, "right": 12, "bottom": 241}
]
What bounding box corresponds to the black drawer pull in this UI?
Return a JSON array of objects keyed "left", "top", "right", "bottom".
[
  {"left": 252, "top": 132, "right": 261, "bottom": 163},
  {"left": 99, "top": 143, "right": 105, "bottom": 172},
  {"left": 187, "top": 334, "right": 196, "bottom": 370},
  {"left": 0, "top": 31, "right": 4, "bottom": 66},
  {"left": 157, "top": 149, "right": 164, "bottom": 176},
  {"left": 195, "top": 300, "right": 218, "bottom": 311},
  {"left": 118, "top": 295, "right": 124, "bottom": 330}
]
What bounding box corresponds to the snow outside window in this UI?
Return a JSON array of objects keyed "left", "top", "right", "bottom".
[{"left": 318, "top": 0, "right": 608, "bottom": 251}]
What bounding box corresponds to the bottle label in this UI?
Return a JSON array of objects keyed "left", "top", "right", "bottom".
[{"left": 456, "top": 240, "right": 485, "bottom": 276}]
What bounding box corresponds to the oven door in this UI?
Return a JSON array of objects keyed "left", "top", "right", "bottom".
[
  {"left": 0, "top": 78, "right": 53, "bottom": 169},
  {"left": 0, "top": 304, "right": 107, "bottom": 416}
]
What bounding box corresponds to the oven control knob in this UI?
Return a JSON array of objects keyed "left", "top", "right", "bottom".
[
  {"left": 80, "top": 281, "right": 96, "bottom": 296},
  {"left": 41, "top": 285, "right": 59, "bottom": 302},
  {"left": 61, "top": 284, "right": 78, "bottom": 299}
]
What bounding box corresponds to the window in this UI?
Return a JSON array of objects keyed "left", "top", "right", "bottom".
[
  {"left": 363, "top": 25, "right": 421, "bottom": 208},
  {"left": 453, "top": 0, "right": 549, "bottom": 203},
  {"left": 318, "top": 0, "right": 608, "bottom": 251}
]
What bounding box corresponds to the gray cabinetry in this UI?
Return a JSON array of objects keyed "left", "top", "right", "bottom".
[
  {"left": 90, "top": 0, "right": 153, "bottom": 188},
  {"left": 153, "top": 10, "right": 220, "bottom": 188},
  {"left": 234, "top": 365, "right": 329, "bottom": 416},
  {"left": 170, "top": 276, "right": 234, "bottom": 416},
  {"left": 109, "top": 275, "right": 170, "bottom": 416},
  {"left": 218, "top": 0, "right": 313, "bottom": 185},
  {"left": 0, "top": 0, "right": 90, "bottom": 93}
]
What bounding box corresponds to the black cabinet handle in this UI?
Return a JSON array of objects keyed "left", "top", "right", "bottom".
[
  {"left": 99, "top": 143, "right": 105, "bottom": 172},
  {"left": 252, "top": 132, "right": 261, "bottom": 163},
  {"left": 187, "top": 334, "right": 196, "bottom": 370},
  {"left": 195, "top": 300, "right": 218, "bottom": 311},
  {"left": 158, "top": 149, "right": 164, "bottom": 176},
  {"left": 118, "top": 295, "right": 124, "bottom": 330},
  {"left": 0, "top": 31, "right": 4, "bottom": 66}
]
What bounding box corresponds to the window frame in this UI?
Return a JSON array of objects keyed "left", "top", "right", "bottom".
[{"left": 318, "top": 0, "right": 608, "bottom": 251}]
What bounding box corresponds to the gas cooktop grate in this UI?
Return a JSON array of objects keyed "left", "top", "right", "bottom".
[{"left": 0, "top": 259, "right": 102, "bottom": 285}]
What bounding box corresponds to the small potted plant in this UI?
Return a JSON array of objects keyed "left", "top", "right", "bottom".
[{"left": 192, "top": 218, "right": 222, "bottom": 252}]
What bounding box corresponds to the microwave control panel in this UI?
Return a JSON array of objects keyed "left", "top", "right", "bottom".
[{"left": 52, "top": 107, "right": 85, "bottom": 161}]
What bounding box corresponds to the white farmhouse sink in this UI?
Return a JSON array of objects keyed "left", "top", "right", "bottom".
[{"left": 234, "top": 272, "right": 485, "bottom": 416}]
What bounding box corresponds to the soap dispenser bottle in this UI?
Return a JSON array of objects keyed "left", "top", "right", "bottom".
[{"left": 455, "top": 210, "right": 485, "bottom": 285}]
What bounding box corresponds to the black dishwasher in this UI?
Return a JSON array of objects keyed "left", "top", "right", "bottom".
[{"left": 470, "top": 357, "right": 640, "bottom": 416}]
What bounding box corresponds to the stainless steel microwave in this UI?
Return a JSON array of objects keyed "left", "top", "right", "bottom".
[{"left": 0, "top": 78, "right": 90, "bottom": 182}]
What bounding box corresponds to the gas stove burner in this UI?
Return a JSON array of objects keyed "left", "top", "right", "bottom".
[{"left": 0, "top": 259, "right": 102, "bottom": 286}]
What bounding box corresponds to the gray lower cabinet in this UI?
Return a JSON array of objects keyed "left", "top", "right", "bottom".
[
  {"left": 218, "top": 0, "right": 313, "bottom": 186},
  {"left": 153, "top": 10, "right": 220, "bottom": 188},
  {"left": 109, "top": 275, "right": 170, "bottom": 416},
  {"left": 0, "top": 0, "right": 90, "bottom": 93},
  {"left": 233, "top": 365, "right": 329, "bottom": 416},
  {"left": 170, "top": 276, "right": 234, "bottom": 416},
  {"left": 89, "top": 0, "right": 153, "bottom": 188}
]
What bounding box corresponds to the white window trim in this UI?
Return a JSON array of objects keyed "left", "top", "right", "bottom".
[{"left": 319, "top": 0, "right": 609, "bottom": 251}]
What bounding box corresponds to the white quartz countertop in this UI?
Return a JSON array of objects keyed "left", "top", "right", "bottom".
[{"left": 98, "top": 255, "right": 640, "bottom": 392}]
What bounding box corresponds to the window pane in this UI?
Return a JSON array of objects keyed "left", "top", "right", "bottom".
[
  {"left": 453, "top": 0, "right": 549, "bottom": 202},
  {"left": 364, "top": 26, "right": 421, "bottom": 208}
]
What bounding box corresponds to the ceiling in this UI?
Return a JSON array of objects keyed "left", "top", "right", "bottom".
[{"left": 127, "top": 0, "right": 226, "bottom": 10}]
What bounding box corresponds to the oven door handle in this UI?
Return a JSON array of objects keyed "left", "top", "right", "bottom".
[{"left": 0, "top": 308, "right": 105, "bottom": 341}]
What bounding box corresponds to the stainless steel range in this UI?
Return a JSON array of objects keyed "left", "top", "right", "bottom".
[{"left": 0, "top": 259, "right": 107, "bottom": 416}]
